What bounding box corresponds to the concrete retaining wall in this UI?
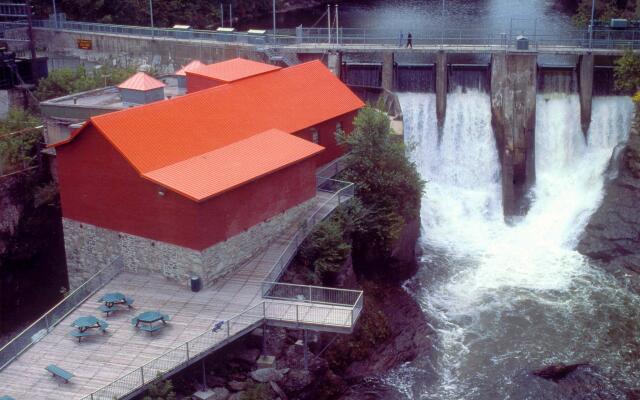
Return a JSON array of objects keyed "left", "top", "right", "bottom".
[{"left": 33, "top": 29, "right": 267, "bottom": 73}]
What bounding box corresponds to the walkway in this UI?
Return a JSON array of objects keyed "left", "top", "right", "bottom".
[{"left": 0, "top": 184, "right": 362, "bottom": 400}]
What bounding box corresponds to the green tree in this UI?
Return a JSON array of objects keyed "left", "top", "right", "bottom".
[
  {"left": 299, "top": 217, "right": 352, "bottom": 285},
  {"left": 34, "top": 65, "right": 137, "bottom": 101},
  {"left": 0, "top": 108, "right": 42, "bottom": 174},
  {"left": 336, "top": 105, "right": 424, "bottom": 273},
  {"left": 614, "top": 49, "right": 640, "bottom": 93},
  {"left": 143, "top": 378, "right": 176, "bottom": 400}
]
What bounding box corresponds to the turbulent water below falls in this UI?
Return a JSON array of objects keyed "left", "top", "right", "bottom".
[{"left": 391, "top": 91, "right": 640, "bottom": 399}]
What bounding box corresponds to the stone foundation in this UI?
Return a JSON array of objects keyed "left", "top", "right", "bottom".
[{"left": 64, "top": 198, "right": 317, "bottom": 290}]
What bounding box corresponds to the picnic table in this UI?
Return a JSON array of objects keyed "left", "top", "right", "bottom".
[
  {"left": 0, "top": 395, "right": 16, "bottom": 400},
  {"left": 131, "top": 311, "right": 170, "bottom": 335},
  {"left": 70, "top": 316, "right": 109, "bottom": 341},
  {"left": 98, "top": 292, "right": 134, "bottom": 316}
]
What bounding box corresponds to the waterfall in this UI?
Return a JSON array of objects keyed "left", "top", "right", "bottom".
[
  {"left": 393, "top": 91, "right": 640, "bottom": 399},
  {"left": 537, "top": 69, "right": 577, "bottom": 93},
  {"left": 396, "top": 65, "right": 435, "bottom": 93},
  {"left": 448, "top": 68, "right": 490, "bottom": 93}
]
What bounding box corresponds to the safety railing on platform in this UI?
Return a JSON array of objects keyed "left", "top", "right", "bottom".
[
  {"left": 0, "top": 256, "right": 123, "bottom": 371},
  {"left": 30, "top": 18, "right": 640, "bottom": 50},
  {"left": 82, "top": 293, "right": 361, "bottom": 400},
  {"left": 316, "top": 155, "right": 348, "bottom": 181},
  {"left": 262, "top": 178, "right": 354, "bottom": 285},
  {"left": 261, "top": 281, "right": 361, "bottom": 306}
]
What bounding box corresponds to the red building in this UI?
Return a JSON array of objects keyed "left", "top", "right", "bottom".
[{"left": 53, "top": 59, "right": 364, "bottom": 288}]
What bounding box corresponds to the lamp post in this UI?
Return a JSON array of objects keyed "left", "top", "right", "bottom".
[
  {"left": 589, "top": 0, "right": 595, "bottom": 49},
  {"left": 149, "top": 0, "right": 154, "bottom": 39},
  {"left": 272, "top": 0, "right": 276, "bottom": 45},
  {"left": 441, "top": 0, "right": 445, "bottom": 46},
  {"left": 51, "top": 0, "right": 58, "bottom": 29}
]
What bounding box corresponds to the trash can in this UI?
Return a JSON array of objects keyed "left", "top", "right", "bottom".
[
  {"left": 190, "top": 275, "right": 202, "bottom": 292},
  {"left": 516, "top": 35, "right": 529, "bottom": 50}
]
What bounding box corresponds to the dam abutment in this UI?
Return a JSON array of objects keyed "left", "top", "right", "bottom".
[
  {"left": 490, "top": 52, "right": 537, "bottom": 217},
  {"left": 436, "top": 51, "right": 448, "bottom": 127},
  {"left": 579, "top": 52, "right": 594, "bottom": 136}
]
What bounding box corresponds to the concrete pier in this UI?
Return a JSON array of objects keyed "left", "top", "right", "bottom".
[
  {"left": 491, "top": 52, "right": 538, "bottom": 217},
  {"left": 579, "top": 53, "right": 594, "bottom": 137},
  {"left": 328, "top": 51, "right": 342, "bottom": 78},
  {"left": 436, "top": 51, "right": 448, "bottom": 127},
  {"left": 382, "top": 52, "right": 394, "bottom": 91}
]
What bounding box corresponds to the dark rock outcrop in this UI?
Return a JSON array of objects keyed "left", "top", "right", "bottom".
[
  {"left": 578, "top": 108, "right": 640, "bottom": 294},
  {"left": 533, "top": 363, "right": 588, "bottom": 382}
]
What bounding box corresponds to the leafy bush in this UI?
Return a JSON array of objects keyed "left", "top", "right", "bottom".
[
  {"left": 614, "top": 50, "right": 640, "bottom": 94},
  {"left": 299, "top": 218, "right": 351, "bottom": 285},
  {"left": 143, "top": 378, "right": 176, "bottom": 400},
  {"left": 324, "top": 286, "right": 391, "bottom": 372},
  {"left": 34, "top": 65, "right": 138, "bottom": 101},
  {"left": 337, "top": 105, "right": 424, "bottom": 272},
  {"left": 0, "top": 108, "right": 42, "bottom": 174}
]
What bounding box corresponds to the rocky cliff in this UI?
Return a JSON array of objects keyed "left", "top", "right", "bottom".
[{"left": 577, "top": 105, "right": 640, "bottom": 293}]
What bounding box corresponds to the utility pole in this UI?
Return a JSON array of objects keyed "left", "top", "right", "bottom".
[
  {"left": 327, "top": 4, "right": 331, "bottom": 44},
  {"left": 335, "top": 4, "right": 339, "bottom": 45},
  {"left": 229, "top": 3, "right": 232, "bottom": 28},
  {"left": 25, "top": 0, "right": 36, "bottom": 82},
  {"left": 149, "top": 0, "right": 154, "bottom": 39},
  {"left": 589, "top": 0, "right": 595, "bottom": 49},
  {"left": 220, "top": 3, "right": 224, "bottom": 27},
  {"left": 272, "top": 0, "right": 276, "bottom": 44},
  {"left": 441, "top": 0, "right": 445, "bottom": 47},
  {"left": 51, "top": 0, "right": 58, "bottom": 29}
]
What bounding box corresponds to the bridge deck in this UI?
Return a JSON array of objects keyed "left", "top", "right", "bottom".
[{"left": 0, "top": 190, "right": 357, "bottom": 400}]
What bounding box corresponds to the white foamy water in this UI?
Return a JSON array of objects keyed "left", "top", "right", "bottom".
[{"left": 394, "top": 91, "right": 640, "bottom": 399}]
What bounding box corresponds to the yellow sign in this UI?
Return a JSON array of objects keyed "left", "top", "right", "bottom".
[{"left": 77, "top": 39, "right": 92, "bottom": 50}]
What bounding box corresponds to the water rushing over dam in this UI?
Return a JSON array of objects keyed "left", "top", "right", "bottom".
[{"left": 393, "top": 91, "right": 640, "bottom": 399}]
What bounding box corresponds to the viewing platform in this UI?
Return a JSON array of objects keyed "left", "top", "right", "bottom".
[{"left": 0, "top": 172, "right": 361, "bottom": 400}]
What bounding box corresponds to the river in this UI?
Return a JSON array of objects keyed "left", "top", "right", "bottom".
[
  {"left": 390, "top": 90, "right": 640, "bottom": 399},
  {"left": 240, "top": 0, "right": 576, "bottom": 36}
]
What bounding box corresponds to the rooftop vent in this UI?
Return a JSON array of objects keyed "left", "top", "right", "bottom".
[{"left": 117, "top": 71, "right": 166, "bottom": 106}]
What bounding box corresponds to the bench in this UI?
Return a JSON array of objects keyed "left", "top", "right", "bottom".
[
  {"left": 99, "top": 304, "right": 119, "bottom": 316},
  {"left": 45, "top": 364, "right": 74, "bottom": 383},
  {"left": 70, "top": 331, "right": 94, "bottom": 342},
  {"left": 138, "top": 324, "right": 164, "bottom": 335},
  {"left": 124, "top": 297, "right": 135, "bottom": 308}
]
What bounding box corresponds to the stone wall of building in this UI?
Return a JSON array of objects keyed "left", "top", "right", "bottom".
[
  {"left": 63, "top": 197, "right": 317, "bottom": 290},
  {"left": 63, "top": 218, "right": 121, "bottom": 289},
  {"left": 201, "top": 197, "right": 317, "bottom": 286}
]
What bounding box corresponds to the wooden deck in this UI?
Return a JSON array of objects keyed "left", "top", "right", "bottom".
[{"left": 0, "top": 191, "right": 359, "bottom": 400}]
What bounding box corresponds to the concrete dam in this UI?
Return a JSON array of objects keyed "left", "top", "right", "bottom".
[
  {"left": 21, "top": 25, "right": 628, "bottom": 218},
  {"left": 340, "top": 51, "right": 616, "bottom": 217}
]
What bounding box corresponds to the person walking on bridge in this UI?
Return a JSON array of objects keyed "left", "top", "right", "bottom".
[{"left": 406, "top": 32, "right": 413, "bottom": 48}]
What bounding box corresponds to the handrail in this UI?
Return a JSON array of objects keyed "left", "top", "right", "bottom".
[
  {"left": 83, "top": 294, "right": 360, "bottom": 400},
  {"left": 262, "top": 178, "right": 354, "bottom": 284},
  {"left": 0, "top": 256, "right": 124, "bottom": 371},
  {"left": 82, "top": 176, "right": 361, "bottom": 400},
  {"left": 24, "top": 18, "right": 640, "bottom": 50}
]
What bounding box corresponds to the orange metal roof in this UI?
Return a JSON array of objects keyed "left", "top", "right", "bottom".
[
  {"left": 143, "top": 129, "right": 323, "bottom": 201},
  {"left": 55, "top": 60, "right": 364, "bottom": 201},
  {"left": 186, "top": 58, "right": 281, "bottom": 82},
  {"left": 117, "top": 72, "right": 166, "bottom": 91},
  {"left": 175, "top": 60, "right": 206, "bottom": 76}
]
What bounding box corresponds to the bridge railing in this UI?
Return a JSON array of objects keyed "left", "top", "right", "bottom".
[
  {"left": 262, "top": 177, "right": 354, "bottom": 285},
  {"left": 31, "top": 18, "right": 640, "bottom": 50},
  {"left": 0, "top": 256, "right": 124, "bottom": 372}
]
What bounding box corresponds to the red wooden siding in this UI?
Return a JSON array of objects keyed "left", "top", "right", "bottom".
[{"left": 57, "top": 126, "right": 317, "bottom": 250}]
